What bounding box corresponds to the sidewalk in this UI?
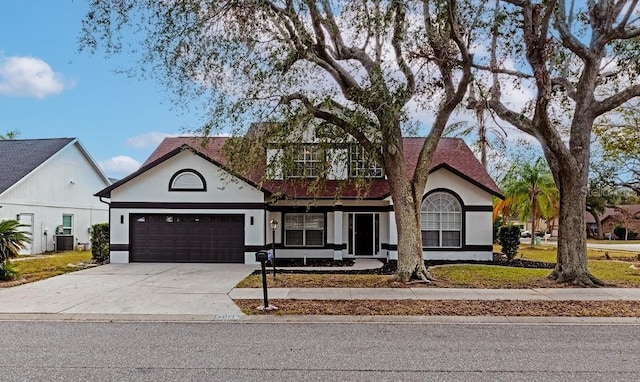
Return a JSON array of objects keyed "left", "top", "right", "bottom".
[{"left": 230, "top": 287, "right": 640, "bottom": 301}]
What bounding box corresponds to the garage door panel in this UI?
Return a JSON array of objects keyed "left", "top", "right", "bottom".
[{"left": 131, "top": 214, "right": 244, "bottom": 263}]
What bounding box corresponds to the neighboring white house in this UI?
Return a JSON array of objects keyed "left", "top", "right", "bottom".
[
  {"left": 96, "top": 134, "right": 503, "bottom": 264},
  {"left": 0, "top": 138, "right": 111, "bottom": 254}
]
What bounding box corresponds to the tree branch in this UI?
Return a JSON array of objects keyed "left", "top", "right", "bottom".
[
  {"left": 554, "top": 0, "right": 590, "bottom": 60},
  {"left": 593, "top": 84, "right": 640, "bottom": 116},
  {"left": 471, "top": 63, "right": 534, "bottom": 79},
  {"left": 391, "top": 0, "right": 415, "bottom": 105},
  {"left": 281, "top": 92, "right": 378, "bottom": 161}
]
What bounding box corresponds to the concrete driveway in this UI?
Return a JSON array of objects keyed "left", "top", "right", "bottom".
[{"left": 0, "top": 263, "right": 257, "bottom": 319}]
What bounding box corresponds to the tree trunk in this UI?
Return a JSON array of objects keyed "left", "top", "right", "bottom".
[
  {"left": 392, "top": 189, "right": 431, "bottom": 283},
  {"left": 530, "top": 194, "right": 536, "bottom": 247},
  {"left": 384, "top": 139, "right": 432, "bottom": 283},
  {"left": 550, "top": 176, "right": 604, "bottom": 286},
  {"left": 586, "top": 207, "right": 603, "bottom": 240}
]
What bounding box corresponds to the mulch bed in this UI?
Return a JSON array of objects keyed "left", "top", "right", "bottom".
[
  {"left": 235, "top": 299, "right": 640, "bottom": 317},
  {"left": 0, "top": 278, "right": 29, "bottom": 288},
  {"left": 261, "top": 256, "right": 554, "bottom": 276}
]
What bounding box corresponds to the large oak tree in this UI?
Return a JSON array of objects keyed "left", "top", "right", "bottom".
[
  {"left": 81, "top": 0, "right": 479, "bottom": 282},
  {"left": 479, "top": 0, "right": 640, "bottom": 285}
]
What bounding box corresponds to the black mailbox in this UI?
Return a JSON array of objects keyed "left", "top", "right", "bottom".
[{"left": 255, "top": 251, "right": 269, "bottom": 262}]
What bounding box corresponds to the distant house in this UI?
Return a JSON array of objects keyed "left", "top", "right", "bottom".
[
  {"left": 587, "top": 205, "right": 640, "bottom": 239},
  {"left": 0, "top": 138, "right": 111, "bottom": 254},
  {"left": 96, "top": 134, "right": 503, "bottom": 264}
]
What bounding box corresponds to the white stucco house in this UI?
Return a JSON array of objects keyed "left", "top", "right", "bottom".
[
  {"left": 96, "top": 134, "right": 502, "bottom": 264},
  {"left": 0, "top": 138, "right": 111, "bottom": 254}
]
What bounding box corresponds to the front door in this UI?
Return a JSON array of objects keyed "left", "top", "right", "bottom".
[{"left": 355, "top": 214, "right": 374, "bottom": 255}]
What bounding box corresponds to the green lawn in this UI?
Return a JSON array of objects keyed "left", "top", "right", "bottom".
[
  {"left": 8, "top": 251, "right": 95, "bottom": 283},
  {"left": 236, "top": 244, "right": 640, "bottom": 289}
]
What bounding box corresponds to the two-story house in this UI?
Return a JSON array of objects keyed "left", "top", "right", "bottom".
[{"left": 95, "top": 132, "right": 502, "bottom": 264}]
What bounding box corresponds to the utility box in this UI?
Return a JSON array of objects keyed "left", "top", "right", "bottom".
[{"left": 55, "top": 235, "right": 74, "bottom": 251}]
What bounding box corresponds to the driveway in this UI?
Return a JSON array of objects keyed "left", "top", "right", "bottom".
[{"left": 0, "top": 263, "right": 257, "bottom": 318}]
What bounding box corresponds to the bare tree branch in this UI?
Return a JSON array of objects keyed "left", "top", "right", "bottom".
[
  {"left": 555, "top": 0, "right": 590, "bottom": 60},
  {"left": 472, "top": 63, "right": 534, "bottom": 79},
  {"left": 391, "top": 0, "right": 415, "bottom": 105},
  {"left": 593, "top": 84, "right": 640, "bottom": 115}
]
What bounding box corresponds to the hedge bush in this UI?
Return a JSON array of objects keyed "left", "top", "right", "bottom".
[
  {"left": 498, "top": 225, "right": 521, "bottom": 262},
  {"left": 613, "top": 226, "right": 638, "bottom": 240},
  {"left": 90, "top": 223, "right": 109, "bottom": 263}
]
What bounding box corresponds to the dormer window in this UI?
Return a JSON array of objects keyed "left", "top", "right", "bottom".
[
  {"left": 289, "top": 145, "right": 322, "bottom": 178},
  {"left": 169, "top": 169, "right": 207, "bottom": 191},
  {"left": 350, "top": 145, "right": 384, "bottom": 178}
]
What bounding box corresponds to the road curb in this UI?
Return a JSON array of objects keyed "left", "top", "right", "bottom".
[{"left": 1, "top": 313, "right": 639, "bottom": 325}]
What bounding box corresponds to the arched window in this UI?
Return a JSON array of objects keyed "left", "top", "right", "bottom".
[
  {"left": 168, "top": 169, "right": 206, "bottom": 191},
  {"left": 420, "top": 191, "right": 462, "bottom": 248}
]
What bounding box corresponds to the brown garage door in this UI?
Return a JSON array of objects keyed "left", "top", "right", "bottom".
[{"left": 130, "top": 214, "right": 245, "bottom": 263}]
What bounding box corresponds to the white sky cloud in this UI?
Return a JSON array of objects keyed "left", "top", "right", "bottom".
[
  {"left": 125, "top": 132, "right": 178, "bottom": 148},
  {"left": 0, "top": 55, "right": 71, "bottom": 98},
  {"left": 98, "top": 156, "right": 141, "bottom": 175}
]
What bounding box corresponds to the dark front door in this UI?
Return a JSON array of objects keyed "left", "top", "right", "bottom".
[
  {"left": 130, "top": 214, "right": 245, "bottom": 263},
  {"left": 355, "top": 214, "right": 374, "bottom": 255}
]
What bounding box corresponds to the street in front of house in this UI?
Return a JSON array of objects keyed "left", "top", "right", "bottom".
[{"left": 0, "top": 320, "right": 639, "bottom": 382}]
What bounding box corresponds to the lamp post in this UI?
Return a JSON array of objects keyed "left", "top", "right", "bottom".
[{"left": 270, "top": 219, "right": 278, "bottom": 279}]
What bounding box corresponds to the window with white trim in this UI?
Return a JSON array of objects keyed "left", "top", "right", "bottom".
[
  {"left": 289, "top": 145, "right": 321, "bottom": 178},
  {"left": 420, "top": 192, "right": 462, "bottom": 248},
  {"left": 350, "top": 145, "right": 383, "bottom": 178},
  {"left": 62, "top": 214, "right": 73, "bottom": 235},
  {"left": 284, "top": 213, "right": 324, "bottom": 246},
  {"left": 169, "top": 169, "right": 206, "bottom": 191}
]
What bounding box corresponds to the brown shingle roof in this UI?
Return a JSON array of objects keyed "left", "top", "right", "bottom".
[{"left": 99, "top": 136, "right": 502, "bottom": 199}]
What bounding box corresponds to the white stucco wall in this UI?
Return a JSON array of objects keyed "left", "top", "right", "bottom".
[
  {"left": 111, "top": 150, "right": 264, "bottom": 203},
  {"left": 107, "top": 150, "right": 266, "bottom": 263},
  {"left": 383, "top": 167, "right": 495, "bottom": 261},
  {"left": 466, "top": 211, "right": 493, "bottom": 246},
  {"left": 0, "top": 142, "right": 109, "bottom": 254},
  {"left": 424, "top": 168, "right": 493, "bottom": 205}
]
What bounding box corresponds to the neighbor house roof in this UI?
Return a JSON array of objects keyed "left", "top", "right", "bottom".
[
  {"left": 585, "top": 205, "right": 640, "bottom": 224},
  {"left": 98, "top": 136, "right": 502, "bottom": 199},
  {"left": 0, "top": 138, "right": 75, "bottom": 195}
]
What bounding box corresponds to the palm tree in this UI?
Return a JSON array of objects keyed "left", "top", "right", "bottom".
[
  {"left": 0, "top": 220, "right": 31, "bottom": 279},
  {"left": 503, "top": 158, "right": 558, "bottom": 246},
  {"left": 0, "top": 130, "right": 20, "bottom": 140}
]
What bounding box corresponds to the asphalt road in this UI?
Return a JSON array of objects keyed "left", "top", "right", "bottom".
[{"left": 0, "top": 321, "right": 639, "bottom": 381}]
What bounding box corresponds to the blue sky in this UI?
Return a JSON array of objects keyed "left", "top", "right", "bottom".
[
  {"left": 0, "top": 1, "right": 536, "bottom": 181},
  {"left": 0, "top": 1, "right": 207, "bottom": 178}
]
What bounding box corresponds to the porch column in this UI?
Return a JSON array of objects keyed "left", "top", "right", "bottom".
[
  {"left": 333, "top": 208, "right": 343, "bottom": 260},
  {"left": 388, "top": 209, "right": 398, "bottom": 260}
]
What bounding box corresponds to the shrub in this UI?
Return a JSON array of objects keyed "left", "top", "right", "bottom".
[
  {"left": 0, "top": 219, "right": 30, "bottom": 280},
  {"left": 492, "top": 217, "right": 502, "bottom": 244},
  {"left": 90, "top": 223, "right": 110, "bottom": 263},
  {"left": 613, "top": 226, "right": 638, "bottom": 240},
  {"left": 0, "top": 261, "right": 18, "bottom": 281},
  {"left": 498, "top": 225, "right": 521, "bottom": 262}
]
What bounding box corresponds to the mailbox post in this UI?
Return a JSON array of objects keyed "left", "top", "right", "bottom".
[
  {"left": 255, "top": 251, "right": 277, "bottom": 311},
  {"left": 270, "top": 219, "right": 278, "bottom": 279}
]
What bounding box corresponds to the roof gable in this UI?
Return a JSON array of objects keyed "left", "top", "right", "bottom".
[
  {"left": 0, "top": 138, "right": 75, "bottom": 195},
  {"left": 96, "top": 142, "right": 265, "bottom": 198}
]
